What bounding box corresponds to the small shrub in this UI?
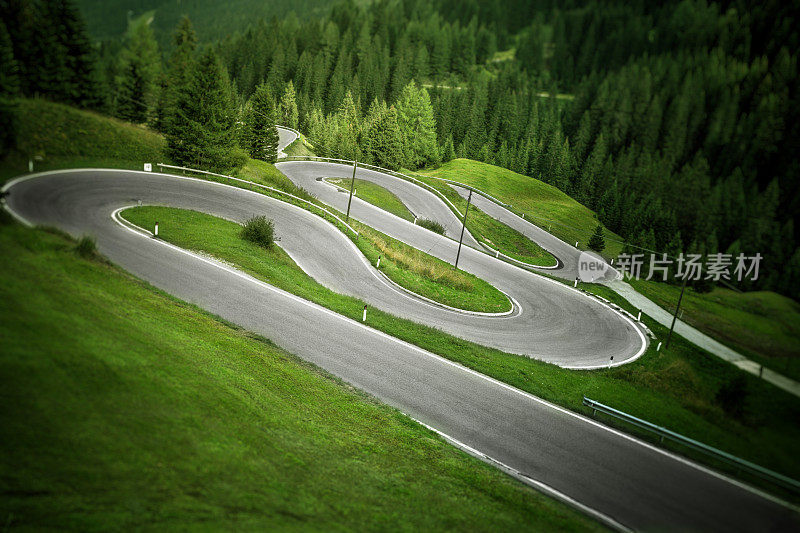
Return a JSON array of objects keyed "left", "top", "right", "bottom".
[
  {"left": 240, "top": 215, "right": 274, "bottom": 248},
  {"left": 75, "top": 235, "right": 97, "bottom": 258},
  {"left": 417, "top": 218, "right": 445, "bottom": 235}
]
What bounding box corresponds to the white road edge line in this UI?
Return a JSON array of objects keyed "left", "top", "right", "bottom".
[{"left": 7, "top": 169, "right": 797, "bottom": 516}]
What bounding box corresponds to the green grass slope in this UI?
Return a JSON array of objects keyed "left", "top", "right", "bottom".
[
  {"left": 416, "top": 158, "right": 623, "bottom": 258},
  {"left": 0, "top": 220, "right": 600, "bottom": 531},
  {"left": 120, "top": 206, "right": 800, "bottom": 496},
  {"left": 629, "top": 278, "right": 800, "bottom": 380},
  {"left": 327, "top": 177, "right": 416, "bottom": 221},
  {"left": 1, "top": 98, "right": 167, "bottom": 184}
]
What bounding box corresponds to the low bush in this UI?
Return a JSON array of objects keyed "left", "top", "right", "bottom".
[
  {"left": 417, "top": 218, "right": 445, "bottom": 235},
  {"left": 240, "top": 215, "right": 274, "bottom": 248},
  {"left": 75, "top": 235, "right": 97, "bottom": 258}
]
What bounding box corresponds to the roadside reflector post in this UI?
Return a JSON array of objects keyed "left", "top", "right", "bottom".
[
  {"left": 657, "top": 342, "right": 662, "bottom": 351},
  {"left": 454, "top": 189, "right": 472, "bottom": 270},
  {"left": 154, "top": 222, "right": 159, "bottom": 237},
  {"left": 28, "top": 159, "right": 33, "bottom": 172},
  {"left": 575, "top": 241, "right": 579, "bottom": 247},
  {"left": 376, "top": 255, "right": 381, "bottom": 268},
  {"left": 522, "top": 213, "right": 525, "bottom": 219},
  {"left": 574, "top": 277, "right": 578, "bottom": 287},
  {"left": 362, "top": 305, "right": 367, "bottom": 322},
  {"left": 637, "top": 310, "right": 642, "bottom": 321},
  {"left": 609, "top": 355, "right": 614, "bottom": 368},
  {"left": 345, "top": 161, "right": 358, "bottom": 223},
  {"left": 496, "top": 250, "right": 499, "bottom": 258},
  {"left": 414, "top": 216, "right": 417, "bottom": 224}
]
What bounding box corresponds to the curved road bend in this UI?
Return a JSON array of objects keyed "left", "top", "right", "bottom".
[
  {"left": 4, "top": 170, "right": 797, "bottom": 531},
  {"left": 277, "top": 160, "right": 645, "bottom": 368}
]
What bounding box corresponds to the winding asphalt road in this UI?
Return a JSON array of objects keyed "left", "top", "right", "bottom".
[{"left": 3, "top": 167, "right": 797, "bottom": 531}]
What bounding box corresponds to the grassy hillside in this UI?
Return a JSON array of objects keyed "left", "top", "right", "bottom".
[
  {"left": 1, "top": 98, "right": 167, "bottom": 184},
  {"left": 118, "top": 206, "right": 800, "bottom": 495},
  {"left": 629, "top": 279, "right": 800, "bottom": 380},
  {"left": 0, "top": 220, "right": 600, "bottom": 531},
  {"left": 415, "top": 158, "right": 624, "bottom": 258}
]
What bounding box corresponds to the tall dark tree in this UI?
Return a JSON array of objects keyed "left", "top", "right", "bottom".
[
  {"left": 247, "top": 83, "right": 280, "bottom": 163},
  {"left": 167, "top": 48, "right": 244, "bottom": 172}
]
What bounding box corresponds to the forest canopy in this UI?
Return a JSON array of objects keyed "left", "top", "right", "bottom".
[{"left": 2, "top": 0, "right": 798, "bottom": 299}]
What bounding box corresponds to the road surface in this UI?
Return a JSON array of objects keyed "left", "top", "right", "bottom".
[{"left": 3, "top": 169, "right": 796, "bottom": 531}]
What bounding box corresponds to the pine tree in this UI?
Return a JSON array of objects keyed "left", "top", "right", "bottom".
[
  {"left": 395, "top": 81, "right": 439, "bottom": 169},
  {"left": 155, "top": 16, "right": 197, "bottom": 133},
  {"left": 364, "top": 102, "right": 405, "bottom": 170},
  {"left": 167, "top": 49, "right": 245, "bottom": 172},
  {"left": 115, "top": 17, "right": 160, "bottom": 123},
  {"left": 248, "top": 83, "right": 280, "bottom": 163},
  {"left": 0, "top": 22, "right": 19, "bottom": 96},
  {"left": 442, "top": 135, "right": 456, "bottom": 163},
  {"left": 588, "top": 225, "right": 606, "bottom": 253},
  {"left": 278, "top": 81, "right": 299, "bottom": 129}
]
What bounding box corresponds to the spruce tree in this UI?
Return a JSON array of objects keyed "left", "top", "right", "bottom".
[
  {"left": 115, "top": 17, "right": 160, "bottom": 123},
  {"left": 248, "top": 83, "right": 279, "bottom": 163},
  {"left": 155, "top": 16, "right": 197, "bottom": 133},
  {"left": 588, "top": 225, "right": 606, "bottom": 253},
  {"left": 167, "top": 48, "right": 244, "bottom": 172},
  {"left": 0, "top": 22, "right": 19, "bottom": 96},
  {"left": 395, "top": 81, "right": 439, "bottom": 169},
  {"left": 278, "top": 81, "right": 299, "bottom": 129},
  {"left": 364, "top": 101, "right": 405, "bottom": 170}
]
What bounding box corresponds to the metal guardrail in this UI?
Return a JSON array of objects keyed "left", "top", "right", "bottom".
[
  {"left": 155, "top": 163, "right": 359, "bottom": 238},
  {"left": 583, "top": 396, "right": 800, "bottom": 493}
]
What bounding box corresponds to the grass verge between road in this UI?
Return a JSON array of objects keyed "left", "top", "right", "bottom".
[
  {"left": 233, "top": 160, "right": 512, "bottom": 314},
  {"left": 629, "top": 277, "right": 800, "bottom": 381},
  {"left": 326, "top": 177, "right": 416, "bottom": 221},
  {"left": 282, "top": 135, "right": 317, "bottom": 158},
  {"left": 119, "top": 204, "right": 800, "bottom": 500},
  {"left": 413, "top": 158, "right": 623, "bottom": 258},
  {"left": 0, "top": 220, "right": 600, "bottom": 531}
]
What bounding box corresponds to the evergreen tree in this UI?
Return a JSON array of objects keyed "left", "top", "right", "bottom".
[
  {"left": 278, "top": 81, "right": 299, "bottom": 129},
  {"left": 395, "top": 81, "right": 439, "bottom": 169},
  {"left": 114, "top": 17, "right": 160, "bottom": 123},
  {"left": 364, "top": 101, "right": 405, "bottom": 170},
  {"left": 248, "top": 83, "right": 280, "bottom": 163},
  {"left": 155, "top": 16, "right": 197, "bottom": 133},
  {"left": 0, "top": 22, "right": 19, "bottom": 96},
  {"left": 442, "top": 135, "right": 456, "bottom": 163},
  {"left": 588, "top": 225, "right": 606, "bottom": 253},
  {"left": 167, "top": 48, "right": 245, "bottom": 172}
]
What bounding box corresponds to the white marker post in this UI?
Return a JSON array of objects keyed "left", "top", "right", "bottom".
[
  {"left": 657, "top": 342, "right": 662, "bottom": 351},
  {"left": 609, "top": 355, "right": 614, "bottom": 368},
  {"left": 574, "top": 277, "right": 578, "bottom": 287},
  {"left": 414, "top": 216, "right": 417, "bottom": 224},
  {"left": 362, "top": 305, "right": 367, "bottom": 322},
  {"left": 575, "top": 241, "right": 579, "bottom": 247},
  {"left": 637, "top": 310, "right": 642, "bottom": 321},
  {"left": 154, "top": 222, "right": 159, "bottom": 237},
  {"left": 376, "top": 255, "right": 381, "bottom": 268},
  {"left": 496, "top": 250, "right": 499, "bottom": 258}
]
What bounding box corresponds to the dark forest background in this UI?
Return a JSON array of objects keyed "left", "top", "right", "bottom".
[{"left": 1, "top": 0, "right": 798, "bottom": 298}]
